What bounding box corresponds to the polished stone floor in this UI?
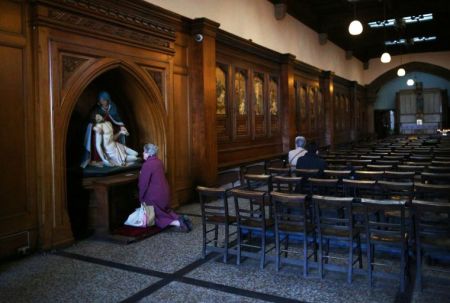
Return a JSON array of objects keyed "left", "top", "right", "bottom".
[{"left": 1, "top": 202, "right": 449, "bottom": 303}]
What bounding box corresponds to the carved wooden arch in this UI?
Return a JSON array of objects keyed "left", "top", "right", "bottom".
[
  {"left": 60, "top": 57, "right": 168, "bottom": 165},
  {"left": 367, "top": 61, "right": 450, "bottom": 98}
]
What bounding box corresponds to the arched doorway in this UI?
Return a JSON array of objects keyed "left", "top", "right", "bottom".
[
  {"left": 64, "top": 61, "right": 166, "bottom": 238},
  {"left": 367, "top": 62, "right": 450, "bottom": 136}
]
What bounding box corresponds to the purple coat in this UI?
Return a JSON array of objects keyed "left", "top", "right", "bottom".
[{"left": 139, "top": 156, "right": 178, "bottom": 228}]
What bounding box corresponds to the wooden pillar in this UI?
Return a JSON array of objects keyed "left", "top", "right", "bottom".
[
  {"left": 280, "top": 54, "right": 297, "bottom": 152},
  {"left": 320, "top": 71, "right": 335, "bottom": 147},
  {"left": 190, "top": 18, "right": 220, "bottom": 186},
  {"left": 349, "top": 81, "right": 357, "bottom": 141}
]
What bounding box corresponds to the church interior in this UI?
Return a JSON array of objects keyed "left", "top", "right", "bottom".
[{"left": 1, "top": 0, "right": 450, "bottom": 302}]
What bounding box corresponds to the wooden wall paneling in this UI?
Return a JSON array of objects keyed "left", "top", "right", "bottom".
[
  {"left": 190, "top": 18, "right": 219, "bottom": 186},
  {"left": 293, "top": 61, "right": 322, "bottom": 145},
  {"left": 216, "top": 32, "right": 283, "bottom": 168},
  {"left": 172, "top": 31, "right": 191, "bottom": 206},
  {"left": 269, "top": 75, "right": 281, "bottom": 137},
  {"left": 320, "top": 71, "right": 335, "bottom": 147},
  {"left": 234, "top": 67, "right": 251, "bottom": 139},
  {"left": 216, "top": 62, "right": 231, "bottom": 142},
  {"left": 31, "top": 0, "right": 180, "bottom": 249},
  {"left": 280, "top": 54, "right": 296, "bottom": 152},
  {"left": 253, "top": 71, "right": 266, "bottom": 138},
  {"left": 0, "top": 0, "right": 38, "bottom": 257},
  {"left": 333, "top": 75, "right": 353, "bottom": 145}
]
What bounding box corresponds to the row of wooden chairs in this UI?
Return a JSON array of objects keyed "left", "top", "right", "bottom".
[{"left": 196, "top": 186, "right": 450, "bottom": 292}]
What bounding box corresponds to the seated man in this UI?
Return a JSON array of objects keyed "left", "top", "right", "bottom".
[
  {"left": 288, "top": 136, "right": 307, "bottom": 167},
  {"left": 296, "top": 142, "right": 327, "bottom": 173}
]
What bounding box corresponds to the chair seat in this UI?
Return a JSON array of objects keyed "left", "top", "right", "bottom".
[
  {"left": 321, "top": 227, "right": 358, "bottom": 238},
  {"left": 370, "top": 232, "right": 408, "bottom": 243},
  {"left": 241, "top": 218, "right": 274, "bottom": 228},
  {"left": 420, "top": 237, "right": 450, "bottom": 249},
  {"left": 278, "top": 223, "right": 314, "bottom": 233},
  {"left": 206, "top": 215, "right": 237, "bottom": 224}
]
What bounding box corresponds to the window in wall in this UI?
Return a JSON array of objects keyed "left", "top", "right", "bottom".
[
  {"left": 235, "top": 71, "right": 247, "bottom": 115},
  {"left": 253, "top": 75, "right": 264, "bottom": 115},
  {"left": 269, "top": 78, "right": 278, "bottom": 116},
  {"left": 216, "top": 66, "right": 227, "bottom": 115}
]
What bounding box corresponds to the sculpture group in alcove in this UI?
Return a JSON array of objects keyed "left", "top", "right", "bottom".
[{"left": 81, "top": 91, "right": 139, "bottom": 168}]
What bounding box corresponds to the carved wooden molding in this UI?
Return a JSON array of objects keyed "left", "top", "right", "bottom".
[
  {"left": 61, "top": 55, "right": 88, "bottom": 87},
  {"left": 145, "top": 69, "right": 164, "bottom": 96},
  {"left": 33, "top": 0, "right": 175, "bottom": 54}
]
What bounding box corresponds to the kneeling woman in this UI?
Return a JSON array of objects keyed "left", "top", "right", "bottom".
[{"left": 139, "top": 143, "right": 191, "bottom": 232}]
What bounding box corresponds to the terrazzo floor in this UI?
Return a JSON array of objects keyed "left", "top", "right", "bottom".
[{"left": 1, "top": 201, "right": 449, "bottom": 303}]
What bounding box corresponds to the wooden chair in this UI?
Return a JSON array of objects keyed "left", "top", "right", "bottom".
[
  {"left": 272, "top": 175, "right": 302, "bottom": 193},
  {"left": 421, "top": 172, "right": 450, "bottom": 185},
  {"left": 413, "top": 200, "right": 450, "bottom": 291},
  {"left": 426, "top": 166, "right": 450, "bottom": 174},
  {"left": 308, "top": 177, "right": 340, "bottom": 196},
  {"left": 230, "top": 189, "right": 274, "bottom": 269},
  {"left": 343, "top": 179, "right": 378, "bottom": 199},
  {"left": 366, "top": 164, "right": 392, "bottom": 171},
  {"left": 383, "top": 170, "right": 415, "bottom": 183},
  {"left": 354, "top": 170, "right": 384, "bottom": 181},
  {"left": 377, "top": 181, "right": 414, "bottom": 202},
  {"left": 312, "top": 195, "right": 362, "bottom": 283},
  {"left": 217, "top": 170, "right": 240, "bottom": 188},
  {"left": 323, "top": 169, "right": 352, "bottom": 181},
  {"left": 271, "top": 192, "right": 316, "bottom": 275},
  {"left": 414, "top": 183, "right": 450, "bottom": 203},
  {"left": 361, "top": 198, "right": 409, "bottom": 292},
  {"left": 267, "top": 167, "right": 291, "bottom": 177},
  {"left": 197, "top": 186, "right": 237, "bottom": 263}
]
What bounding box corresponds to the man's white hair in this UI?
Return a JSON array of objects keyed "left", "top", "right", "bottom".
[{"left": 295, "top": 136, "right": 306, "bottom": 148}]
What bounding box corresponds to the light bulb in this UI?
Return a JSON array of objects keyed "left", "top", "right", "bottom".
[
  {"left": 407, "top": 79, "right": 415, "bottom": 86},
  {"left": 380, "top": 52, "right": 391, "bottom": 63},
  {"left": 397, "top": 68, "right": 406, "bottom": 77},
  {"left": 348, "top": 20, "right": 363, "bottom": 35}
]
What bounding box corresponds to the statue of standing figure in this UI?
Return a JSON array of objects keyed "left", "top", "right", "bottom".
[{"left": 81, "top": 91, "right": 138, "bottom": 168}]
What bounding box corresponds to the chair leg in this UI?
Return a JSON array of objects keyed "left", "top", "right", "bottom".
[
  {"left": 275, "top": 229, "right": 280, "bottom": 272},
  {"left": 400, "top": 242, "right": 406, "bottom": 292},
  {"left": 260, "top": 231, "right": 266, "bottom": 270},
  {"left": 237, "top": 227, "right": 242, "bottom": 266},
  {"left": 224, "top": 224, "right": 229, "bottom": 264},
  {"left": 318, "top": 235, "right": 324, "bottom": 279},
  {"left": 284, "top": 234, "right": 289, "bottom": 257},
  {"left": 303, "top": 233, "right": 308, "bottom": 277},
  {"left": 313, "top": 232, "right": 318, "bottom": 262},
  {"left": 367, "top": 242, "right": 373, "bottom": 288},
  {"left": 214, "top": 225, "right": 219, "bottom": 246},
  {"left": 357, "top": 235, "right": 363, "bottom": 269},
  {"left": 202, "top": 222, "right": 207, "bottom": 259},
  {"left": 348, "top": 237, "right": 354, "bottom": 284},
  {"left": 416, "top": 247, "right": 422, "bottom": 291}
]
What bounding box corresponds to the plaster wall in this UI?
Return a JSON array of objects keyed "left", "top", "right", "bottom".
[
  {"left": 364, "top": 51, "right": 450, "bottom": 84},
  {"left": 374, "top": 72, "right": 450, "bottom": 110},
  {"left": 146, "top": 0, "right": 364, "bottom": 83}
]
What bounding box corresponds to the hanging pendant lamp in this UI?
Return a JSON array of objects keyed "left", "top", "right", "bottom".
[{"left": 380, "top": 52, "right": 391, "bottom": 63}]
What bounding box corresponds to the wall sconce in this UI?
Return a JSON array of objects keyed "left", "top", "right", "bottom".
[
  {"left": 406, "top": 78, "right": 415, "bottom": 86},
  {"left": 380, "top": 52, "right": 391, "bottom": 63}
]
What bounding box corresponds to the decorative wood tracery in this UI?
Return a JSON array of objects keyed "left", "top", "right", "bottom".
[{"left": 62, "top": 55, "right": 88, "bottom": 87}]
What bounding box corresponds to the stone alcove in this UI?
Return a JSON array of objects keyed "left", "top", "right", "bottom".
[{"left": 64, "top": 61, "right": 167, "bottom": 238}]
